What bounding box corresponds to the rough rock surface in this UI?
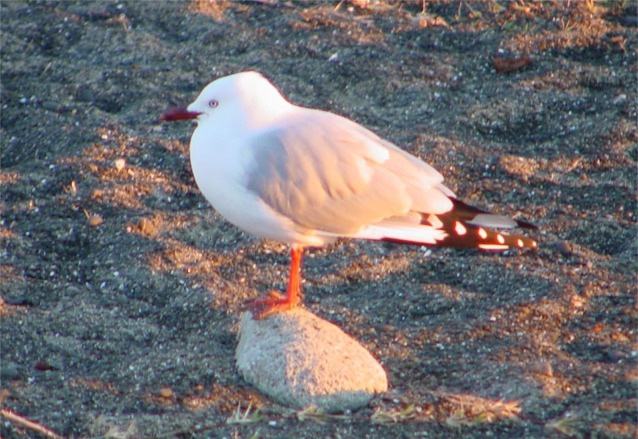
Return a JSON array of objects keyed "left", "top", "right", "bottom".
[{"left": 236, "top": 309, "right": 388, "bottom": 412}]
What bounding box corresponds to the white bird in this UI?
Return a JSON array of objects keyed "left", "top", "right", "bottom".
[{"left": 161, "top": 71, "right": 537, "bottom": 319}]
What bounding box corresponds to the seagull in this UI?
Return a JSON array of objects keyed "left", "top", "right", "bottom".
[{"left": 161, "top": 71, "right": 537, "bottom": 319}]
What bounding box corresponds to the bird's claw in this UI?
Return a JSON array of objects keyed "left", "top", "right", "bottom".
[{"left": 243, "top": 291, "right": 300, "bottom": 320}]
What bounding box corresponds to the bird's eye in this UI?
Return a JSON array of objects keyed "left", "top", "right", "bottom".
[{"left": 208, "top": 100, "right": 219, "bottom": 108}]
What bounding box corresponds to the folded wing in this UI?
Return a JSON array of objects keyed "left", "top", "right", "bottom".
[{"left": 245, "top": 110, "right": 536, "bottom": 250}]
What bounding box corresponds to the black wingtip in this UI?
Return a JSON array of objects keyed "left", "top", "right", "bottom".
[
  {"left": 513, "top": 218, "right": 538, "bottom": 230},
  {"left": 405, "top": 197, "right": 539, "bottom": 250}
]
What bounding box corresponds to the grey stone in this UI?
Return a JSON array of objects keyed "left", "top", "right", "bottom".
[{"left": 236, "top": 308, "right": 388, "bottom": 412}]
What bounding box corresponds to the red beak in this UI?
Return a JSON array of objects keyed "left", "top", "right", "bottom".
[{"left": 160, "top": 106, "right": 202, "bottom": 122}]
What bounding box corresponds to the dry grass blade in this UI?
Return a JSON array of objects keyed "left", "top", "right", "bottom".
[
  {"left": 0, "top": 409, "right": 65, "bottom": 439},
  {"left": 371, "top": 404, "right": 417, "bottom": 424},
  {"left": 545, "top": 412, "right": 581, "bottom": 437},
  {"left": 444, "top": 396, "right": 522, "bottom": 427},
  {"left": 226, "top": 402, "right": 264, "bottom": 424}
]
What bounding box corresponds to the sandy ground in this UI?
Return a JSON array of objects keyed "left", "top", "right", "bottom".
[{"left": 1, "top": 1, "right": 636, "bottom": 438}]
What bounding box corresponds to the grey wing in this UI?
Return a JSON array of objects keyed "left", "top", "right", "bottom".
[{"left": 245, "top": 111, "right": 454, "bottom": 235}]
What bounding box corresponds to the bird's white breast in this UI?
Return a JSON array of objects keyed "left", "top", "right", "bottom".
[{"left": 189, "top": 122, "right": 328, "bottom": 246}]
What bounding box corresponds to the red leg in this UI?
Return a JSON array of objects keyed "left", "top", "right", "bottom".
[{"left": 244, "top": 245, "right": 304, "bottom": 319}]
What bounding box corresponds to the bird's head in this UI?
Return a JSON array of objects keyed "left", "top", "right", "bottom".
[{"left": 160, "top": 71, "right": 291, "bottom": 128}]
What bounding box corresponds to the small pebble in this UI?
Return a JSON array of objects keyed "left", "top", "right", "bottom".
[
  {"left": 87, "top": 214, "right": 104, "bottom": 227},
  {"left": 114, "top": 158, "right": 126, "bottom": 171},
  {"left": 553, "top": 241, "right": 573, "bottom": 257},
  {"left": 34, "top": 361, "right": 58, "bottom": 371},
  {"left": 137, "top": 217, "right": 158, "bottom": 236}
]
